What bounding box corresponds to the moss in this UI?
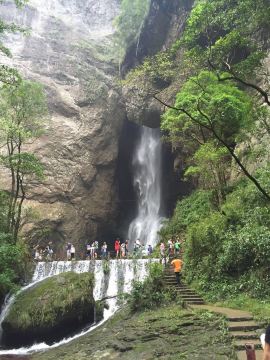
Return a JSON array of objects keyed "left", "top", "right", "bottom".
[
  {"left": 2, "top": 272, "right": 95, "bottom": 346},
  {"left": 32, "top": 304, "right": 237, "bottom": 360}
]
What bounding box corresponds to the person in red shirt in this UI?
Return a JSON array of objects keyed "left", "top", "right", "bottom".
[
  {"left": 114, "top": 238, "right": 121, "bottom": 259},
  {"left": 171, "top": 257, "right": 183, "bottom": 284}
]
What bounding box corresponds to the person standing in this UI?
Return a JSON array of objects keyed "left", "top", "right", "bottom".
[
  {"left": 86, "top": 243, "right": 91, "bottom": 259},
  {"left": 174, "top": 238, "right": 181, "bottom": 255},
  {"left": 171, "top": 256, "right": 183, "bottom": 284},
  {"left": 90, "top": 241, "right": 95, "bottom": 260},
  {"left": 114, "top": 238, "right": 121, "bottom": 259},
  {"left": 70, "top": 244, "right": 75, "bottom": 260},
  {"left": 121, "top": 242, "right": 126, "bottom": 258},
  {"left": 101, "top": 242, "right": 107, "bottom": 259},
  {"left": 160, "top": 242, "right": 166, "bottom": 264},
  {"left": 94, "top": 240, "right": 99, "bottom": 259},
  {"left": 168, "top": 239, "right": 174, "bottom": 257},
  {"left": 66, "top": 243, "right": 72, "bottom": 261},
  {"left": 125, "top": 240, "right": 129, "bottom": 258},
  {"left": 148, "top": 244, "right": 153, "bottom": 257},
  {"left": 34, "top": 247, "right": 41, "bottom": 261}
]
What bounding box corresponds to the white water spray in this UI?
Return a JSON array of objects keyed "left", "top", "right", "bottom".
[
  {"left": 0, "top": 259, "right": 156, "bottom": 355},
  {"left": 128, "top": 126, "right": 164, "bottom": 249}
]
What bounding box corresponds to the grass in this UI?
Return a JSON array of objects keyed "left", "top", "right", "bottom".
[
  {"left": 214, "top": 293, "right": 270, "bottom": 324},
  {"left": 32, "top": 303, "right": 237, "bottom": 360}
]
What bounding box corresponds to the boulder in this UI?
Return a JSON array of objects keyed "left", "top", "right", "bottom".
[{"left": 2, "top": 272, "right": 96, "bottom": 346}]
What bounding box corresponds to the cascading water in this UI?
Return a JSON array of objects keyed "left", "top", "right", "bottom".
[
  {"left": 0, "top": 259, "right": 156, "bottom": 355},
  {"left": 128, "top": 126, "right": 164, "bottom": 249}
]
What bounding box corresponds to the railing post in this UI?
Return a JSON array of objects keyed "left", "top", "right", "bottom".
[{"left": 245, "top": 343, "right": 256, "bottom": 360}]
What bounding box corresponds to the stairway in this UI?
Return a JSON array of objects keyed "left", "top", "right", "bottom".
[
  {"left": 191, "top": 305, "right": 264, "bottom": 360},
  {"left": 163, "top": 267, "right": 205, "bottom": 305},
  {"left": 228, "top": 316, "right": 263, "bottom": 360}
]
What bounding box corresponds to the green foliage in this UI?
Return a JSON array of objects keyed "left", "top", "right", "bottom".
[
  {"left": 0, "top": 0, "right": 29, "bottom": 84},
  {"left": 161, "top": 71, "right": 254, "bottom": 144},
  {"left": 124, "top": 49, "right": 177, "bottom": 87},
  {"left": 102, "top": 260, "right": 110, "bottom": 275},
  {"left": 162, "top": 167, "right": 270, "bottom": 300},
  {"left": 0, "top": 80, "right": 47, "bottom": 140},
  {"left": 128, "top": 262, "right": 176, "bottom": 312},
  {"left": 114, "top": 0, "right": 150, "bottom": 59},
  {"left": 3, "top": 272, "right": 94, "bottom": 331},
  {"left": 159, "top": 190, "right": 213, "bottom": 240},
  {"left": 184, "top": 141, "right": 229, "bottom": 203},
  {"left": 0, "top": 234, "right": 28, "bottom": 302},
  {"left": 181, "top": 0, "right": 270, "bottom": 78},
  {"left": 0, "top": 80, "right": 47, "bottom": 241}
]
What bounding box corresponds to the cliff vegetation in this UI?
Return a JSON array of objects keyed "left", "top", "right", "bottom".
[{"left": 124, "top": 0, "right": 270, "bottom": 301}]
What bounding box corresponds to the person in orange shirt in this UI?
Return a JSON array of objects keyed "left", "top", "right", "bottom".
[{"left": 171, "top": 257, "right": 183, "bottom": 284}]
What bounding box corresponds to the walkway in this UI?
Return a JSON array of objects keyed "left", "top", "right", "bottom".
[
  {"left": 164, "top": 268, "right": 264, "bottom": 359},
  {"left": 191, "top": 305, "right": 263, "bottom": 360}
]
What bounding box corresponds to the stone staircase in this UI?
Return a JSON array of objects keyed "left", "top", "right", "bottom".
[
  {"left": 228, "top": 316, "right": 263, "bottom": 360},
  {"left": 164, "top": 266, "right": 264, "bottom": 359},
  {"left": 192, "top": 305, "right": 264, "bottom": 360},
  {"left": 163, "top": 268, "right": 205, "bottom": 305}
]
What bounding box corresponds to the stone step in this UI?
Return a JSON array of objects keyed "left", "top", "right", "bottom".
[
  {"left": 178, "top": 295, "right": 204, "bottom": 299},
  {"left": 237, "top": 349, "right": 263, "bottom": 360},
  {"left": 228, "top": 316, "right": 254, "bottom": 322},
  {"left": 228, "top": 321, "right": 261, "bottom": 331},
  {"left": 230, "top": 331, "right": 259, "bottom": 340},
  {"left": 175, "top": 289, "right": 198, "bottom": 293},
  {"left": 185, "top": 300, "right": 205, "bottom": 305},
  {"left": 234, "top": 339, "right": 262, "bottom": 351}
]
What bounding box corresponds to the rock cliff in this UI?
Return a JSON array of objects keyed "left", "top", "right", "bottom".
[
  {"left": 0, "top": 0, "right": 125, "bottom": 251},
  {"left": 0, "top": 0, "right": 195, "bottom": 251}
]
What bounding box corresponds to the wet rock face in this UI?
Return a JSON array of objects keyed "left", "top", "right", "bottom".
[
  {"left": 2, "top": 272, "right": 95, "bottom": 347},
  {"left": 0, "top": 0, "right": 125, "bottom": 250},
  {"left": 122, "top": 0, "right": 194, "bottom": 128}
]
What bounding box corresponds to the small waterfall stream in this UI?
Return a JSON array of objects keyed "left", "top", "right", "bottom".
[
  {"left": 0, "top": 259, "right": 156, "bottom": 355},
  {"left": 128, "top": 126, "right": 164, "bottom": 249}
]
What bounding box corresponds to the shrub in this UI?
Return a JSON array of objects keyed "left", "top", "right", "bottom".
[{"left": 128, "top": 263, "right": 176, "bottom": 312}]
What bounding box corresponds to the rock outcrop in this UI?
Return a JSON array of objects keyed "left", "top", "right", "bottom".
[
  {"left": 0, "top": 0, "right": 126, "bottom": 251},
  {"left": 122, "top": 0, "right": 194, "bottom": 128},
  {"left": 2, "top": 272, "right": 95, "bottom": 346}
]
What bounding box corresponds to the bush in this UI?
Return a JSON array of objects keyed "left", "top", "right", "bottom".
[
  {"left": 0, "top": 235, "right": 28, "bottom": 303},
  {"left": 128, "top": 263, "right": 176, "bottom": 312},
  {"left": 162, "top": 166, "right": 270, "bottom": 300}
]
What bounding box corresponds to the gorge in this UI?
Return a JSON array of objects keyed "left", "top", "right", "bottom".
[
  {"left": 0, "top": 0, "right": 270, "bottom": 358},
  {"left": 0, "top": 0, "right": 185, "bottom": 253}
]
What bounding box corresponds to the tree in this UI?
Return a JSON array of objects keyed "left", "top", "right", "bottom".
[
  {"left": 181, "top": 0, "right": 270, "bottom": 106},
  {"left": 0, "top": 0, "right": 28, "bottom": 85},
  {"left": 0, "top": 80, "right": 47, "bottom": 242},
  {"left": 184, "top": 142, "right": 229, "bottom": 206},
  {"left": 160, "top": 71, "right": 270, "bottom": 201}
]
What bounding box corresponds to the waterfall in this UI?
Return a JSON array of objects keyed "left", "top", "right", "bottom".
[
  {"left": 128, "top": 126, "right": 164, "bottom": 250},
  {"left": 0, "top": 259, "right": 156, "bottom": 355}
]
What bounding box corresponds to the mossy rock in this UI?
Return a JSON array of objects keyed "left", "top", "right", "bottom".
[{"left": 2, "top": 272, "right": 95, "bottom": 346}]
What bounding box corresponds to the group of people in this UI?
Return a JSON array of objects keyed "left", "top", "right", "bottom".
[
  {"left": 34, "top": 243, "right": 54, "bottom": 261},
  {"left": 33, "top": 238, "right": 169, "bottom": 261},
  {"left": 159, "top": 238, "right": 182, "bottom": 266},
  {"left": 132, "top": 239, "right": 153, "bottom": 257},
  {"left": 86, "top": 241, "right": 108, "bottom": 260}
]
